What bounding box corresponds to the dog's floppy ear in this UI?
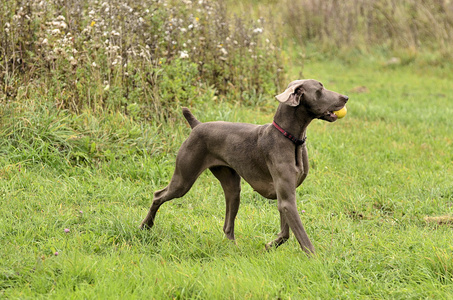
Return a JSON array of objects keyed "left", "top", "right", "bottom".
[{"left": 275, "top": 80, "right": 305, "bottom": 107}]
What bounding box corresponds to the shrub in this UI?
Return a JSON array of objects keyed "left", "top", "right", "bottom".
[{"left": 0, "top": 0, "right": 283, "bottom": 120}]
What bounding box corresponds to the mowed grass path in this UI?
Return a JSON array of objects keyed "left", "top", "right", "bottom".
[{"left": 1, "top": 60, "right": 452, "bottom": 298}]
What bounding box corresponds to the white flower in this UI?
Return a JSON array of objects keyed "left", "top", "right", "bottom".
[
  {"left": 180, "top": 50, "right": 189, "bottom": 59},
  {"left": 58, "top": 21, "right": 67, "bottom": 29},
  {"left": 253, "top": 28, "right": 263, "bottom": 34},
  {"left": 220, "top": 47, "right": 228, "bottom": 55},
  {"left": 92, "top": 62, "right": 97, "bottom": 67},
  {"left": 69, "top": 56, "right": 77, "bottom": 66},
  {"left": 54, "top": 47, "right": 64, "bottom": 55},
  {"left": 51, "top": 29, "right": 61, "bottom": 35}
]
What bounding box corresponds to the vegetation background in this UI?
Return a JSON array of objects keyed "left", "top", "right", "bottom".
[{"left": 1, "top": 0, "right": 452, "bottom": 298}]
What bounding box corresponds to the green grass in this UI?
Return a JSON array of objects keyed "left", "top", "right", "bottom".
[{"left": 1, "top": 59, "right": 453, "bottom": 298}]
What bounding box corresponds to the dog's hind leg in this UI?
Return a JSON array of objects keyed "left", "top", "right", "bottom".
[
  {"left": 140, "top": 145, "right": 207, "bottom": 229},
  {"left": 210, "top": 166, "right": 241, "bottom": 240}
]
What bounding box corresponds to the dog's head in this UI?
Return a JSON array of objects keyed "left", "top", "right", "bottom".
[{"left": 276, "top": 79, "right": 349, "bottom": 122}]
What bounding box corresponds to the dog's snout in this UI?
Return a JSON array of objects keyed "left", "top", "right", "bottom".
[{"left": 342, "top": 95, "right": 349, "bottom": 102}]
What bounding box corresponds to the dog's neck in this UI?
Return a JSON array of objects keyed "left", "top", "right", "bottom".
[{"left": 273, "top": 103, "right": 314, "bottom": 140}]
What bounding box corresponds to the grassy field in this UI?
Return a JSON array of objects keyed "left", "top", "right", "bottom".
[{"left": 1, "top": 56, "right": 453, "bottom": 298}]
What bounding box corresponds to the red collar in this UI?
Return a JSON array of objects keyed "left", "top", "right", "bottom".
[{"left": 272, "top": 121, "right": 306, "bottom": 146}]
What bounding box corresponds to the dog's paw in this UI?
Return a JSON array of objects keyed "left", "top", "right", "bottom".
[
  {"left": 139, "top": 222, "right": 151, "bottom": 230},
  {"left": 265, "top": 241, "right": 275, "bottom": 251}
]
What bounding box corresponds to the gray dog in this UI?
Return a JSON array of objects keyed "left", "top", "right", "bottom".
[{"left": 141, "top": 79, "right": 349, "bottom": 255}]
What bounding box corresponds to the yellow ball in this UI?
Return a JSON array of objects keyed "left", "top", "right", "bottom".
[{"left": 333, "top": 106, "right": 347, "bottom": 119}]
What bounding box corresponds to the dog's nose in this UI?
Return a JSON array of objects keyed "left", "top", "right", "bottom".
[{"left": 342, "top": 95, "right": 349, "bottom": 102}]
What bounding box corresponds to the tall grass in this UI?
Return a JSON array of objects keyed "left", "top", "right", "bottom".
[
  {"left": 284, "top": 0, "right": 453, "bottom": 60},
  {"left": 0, "top": 0, "right": 283, "bottom": 117}
]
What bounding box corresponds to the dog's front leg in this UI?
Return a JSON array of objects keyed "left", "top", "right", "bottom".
[
  {"left": 275, "top": 179, "right": 315, "bottom": 255},
  {"left": 265, "top": 211, "right": 290, "bottom": 250}
]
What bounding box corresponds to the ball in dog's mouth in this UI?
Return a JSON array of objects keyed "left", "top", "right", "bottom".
[{"left": 333, "top": 106, "right": 347, "bottom": 119}]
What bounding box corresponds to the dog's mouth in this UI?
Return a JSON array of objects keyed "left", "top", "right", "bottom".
[
  {"left": 320, "top": 111, "right": 338, "bottom": 122},
  {"left": 318, "top": 104, "right": 347, "bottom": 122}
]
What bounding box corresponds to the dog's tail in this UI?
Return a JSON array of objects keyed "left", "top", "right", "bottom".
[{"left": 182, "top": 107, "right": 201, "bottom": 129}]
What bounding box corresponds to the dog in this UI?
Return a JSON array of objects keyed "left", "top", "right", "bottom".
[{"left": 140, "top": 79, "right": 349, "bottom": 255}]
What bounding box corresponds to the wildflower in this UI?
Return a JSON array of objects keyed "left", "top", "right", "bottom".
[
  {"left": 54, "top": 47, "right": 64, "bottom": 55},
  {"left": 220, "top": 47, "right": 228, "bottom": 55},
  {"left": 92, "top": 62, "right": 97, "bottom": 67},
  {"left": 58, "top": 21, "right": 67, "bottom": 29},
  {"left": 51, "top": 29, "right": 61, "bottom": 35},
  {"left": 180, "top": 51, "right": 189, "bottom": 59},
  {"left": 54, "top": 252, "right": 59, "bottom": 256},
  {"left": 69, "top": 56, "right": 77, "bottom": 66},
  {"left": 301, "top": 210, "right": 306, "bottom": 213},
  {"left": 253, "top": 28, "right": 263, "bottom": 34},
  {"left": 90, "top": 21, "right": 96, "bottom": 27},
  {"left": 64, "top": 228, "right": 70, "bottom": 233}
]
